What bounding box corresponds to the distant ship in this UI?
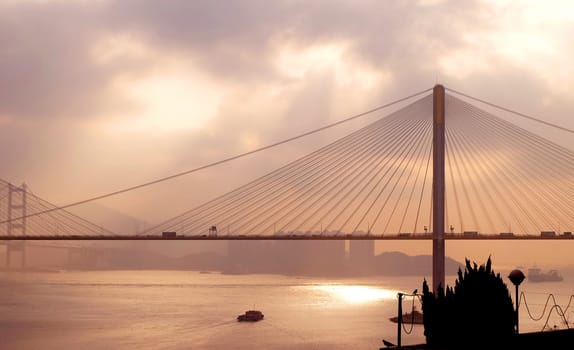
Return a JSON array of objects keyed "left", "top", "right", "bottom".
[
  {"left": 237, "top": 310, "right": 264, "bottom": 322},
  {"left": 389, "top": 308, "right": 423, "bottom": 324},
  {"left": 527, "top": 268, "right": 563, "bottom": 282}
]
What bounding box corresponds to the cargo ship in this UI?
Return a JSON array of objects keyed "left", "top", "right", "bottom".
[{"left": 527, "top": 268, "right": 563, "bottom": 282}]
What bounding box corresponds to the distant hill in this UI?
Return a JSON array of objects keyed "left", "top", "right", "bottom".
[
  {"left": 172, "top": 250, "right": 462, "bottom": 277},
  {"left": 373, "top": 251, "right": 462, "bottom": 276}
]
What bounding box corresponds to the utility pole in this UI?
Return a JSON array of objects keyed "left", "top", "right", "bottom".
[{"left": 432, "top": 85, "right": 445, "bottom": 294}]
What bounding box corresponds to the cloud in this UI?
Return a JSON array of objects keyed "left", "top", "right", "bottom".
[
  {"left": 1, "top": 0, "right": 574, "bottom": 228},
  {"left": 0, "top": 1, "right": 121, "bottom": 119}
]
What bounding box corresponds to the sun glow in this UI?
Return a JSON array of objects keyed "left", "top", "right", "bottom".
[
  {"left": 104, "top": 70, "right": 225, "bottom": 134},
  {"left": 314, "top": 285, "right": 396, "bottom": 304}
]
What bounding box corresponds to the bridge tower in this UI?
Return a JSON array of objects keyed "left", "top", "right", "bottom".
[
  {"left": 432, "top": 85, "right": 446, "bottom": 293},
  {"left": 5, "top": 183, "right": 27, "bottom": 269}
]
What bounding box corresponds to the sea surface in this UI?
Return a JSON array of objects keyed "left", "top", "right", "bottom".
[{"left": 0, "top": 270, "right": 573, "bottom": 349}]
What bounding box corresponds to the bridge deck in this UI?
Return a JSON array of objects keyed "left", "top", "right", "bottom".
[{"left": 0, "top": 234, "right": 573, "bottom": 241}]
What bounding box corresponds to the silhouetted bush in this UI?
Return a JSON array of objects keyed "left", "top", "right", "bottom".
[{"left": 422, "top": 257, "right": 515, "bottom": 348}]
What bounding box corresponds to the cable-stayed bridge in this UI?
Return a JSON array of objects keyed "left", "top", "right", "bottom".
[
  {"left": 2, "top": 86, "right": 574, "bottom": 239},
  {"left": 1, "top": 85, "right": 573, "bottom": 290}
]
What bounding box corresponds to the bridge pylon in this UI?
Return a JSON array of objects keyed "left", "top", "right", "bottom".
[
  {"left": 432, "top": 85, "right": 446, "bottom": 294},
  {"left": 5, "top": 183, "right": 27, "bottom": 269}
]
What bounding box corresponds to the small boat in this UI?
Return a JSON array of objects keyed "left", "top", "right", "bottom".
[
  {"left": 389, "top": 308, "right": 423, "bottom": 324},
  {"left": 528, "top": 268, "right": 563, "bottom": 282},
  {"left": 237, "top": 310, "right": 264, "bottom": 322}
]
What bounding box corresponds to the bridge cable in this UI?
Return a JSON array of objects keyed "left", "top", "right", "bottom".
[
  {"left": 455, "top": 96, "right": 574, "bottom": 232},
  {"left": 412, "top": 134, "right": 433, "bottom": 234},
  {"left": 378, "top": 120, "right": 431, "bottom": 234},
  {"left": 332, "top": 106, "right": 430, "bottom": 234},
  {"left": 349, "top": 110, "right": 429, "bottom": 234},
  {"left": 447, "top": 88, "right": 574, "bottom": 135},
  {"left": 399, "top": 124, "right": 432, "bottom": 234},
  {"left": 0, "top": 88, "right": 432, "bottom": 226},
  {"left": 454, "top": 99, "right": 549, "bottom": 232},
  {"left": 209, "top": 107, "right": 410, "bottom": 235},
  {"left": 452, "top": 99, "right": 537, "bottom": 233},
  {"left": 446, "top": 99, "right": 512, "bottom": 232},
  {"left": 274, "top": 100, "right": 428, "bottom": 232}
]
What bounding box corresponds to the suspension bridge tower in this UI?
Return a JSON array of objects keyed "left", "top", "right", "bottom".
[
  {"left": 5, "top": 183, "right": 27, "bottom": 269},
  {"left": 432, "top": 85, "right": 446, "bottom": 293}
]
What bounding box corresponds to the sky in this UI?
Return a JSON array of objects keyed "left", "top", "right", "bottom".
[{"left": 1, "top": 0, "right": 574, "bottom": 267}]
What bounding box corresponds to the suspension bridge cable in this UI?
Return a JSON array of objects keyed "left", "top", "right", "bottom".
[
  {"left": 381, "top": 120, "right": 431, "bottom": 233},
  {"left": 453, "top": 97, "right": 545, "bottom": 230},
  {"left": 230, "top": 114, "right": 405, "bottom": 235},
  {"left": 455, "top": 100, "right": 549, "bottom": 232},
  {"left": 177, "top": 110, "right": 394, "bottom": 235},
  {"left": 237, "top": 111, "right": 409, "bottom": 235},
  {"left": 349, "top": 117, "right": 429, "bottom": 234},
  {"left": 314, "top": 116, "right": 426, "bottom": 234},
  {"left": 324, "top": 117, "right": 420, "bottom": 234},
  {"left": 377, "top": 120, "right": 431, "bottom": 234},
  {"left": 445, "top": 129, "right": 464, "bottom": 233},
  {"left": 456, "top": 97, "right": 574, "bottom": 231},
  {"left": 278, "top": 98, "right": 431, "bottom": 235},
  {"left": 148, "top": 94, "right": 429, "bottom": 236},
  {"left": 446, "top": 88, "right": 574, "bottom": 135},
  {"left": 462, "top": 97, "right": 574, "bottom": 207},
  {"left": 276, "top": 110, "right": 426, "bottom": 235},
  {"left": 1, "top": 88, "right": 432, "bottom": 226},
  {"left": 447, "top": 125, "right": 495, "bottom": 231},
  {"left": 285, "top": 118, "right": 405, "bottom": 233},
  {"left": 399, "top": 126, "right": 432, "bottom": 233},
  {"left": 412, "top": 137, "right": 432, "bottom": 234},
  {"left": 446, "top": 100, "right": 512, "bottom": 232},
  {"left": 156, "top": 126, "right": 368, "bottom": 234},
  {"left": 451, "top": 99, "right": 535, "bottom": 233},
  {"left": 447, "top": 126, "right": 480, "bottom": 231},
  {"left": 26, "top": 190, "right": 112, "bottom": 235},
  {"left": 472, "top": 112, "right": 574, "bottom": 226},
  {"left": 316, "top": 108, "right": 432, "bottom": 233},
  {"left": 300, "top": 114, "right": 418, "bottom": 234}
]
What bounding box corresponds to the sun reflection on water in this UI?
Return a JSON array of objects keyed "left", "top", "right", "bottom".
[{"left": 313, "top": 285, "right": 397, "bottom": 304}]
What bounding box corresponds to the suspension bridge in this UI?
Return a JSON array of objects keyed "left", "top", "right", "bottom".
[{"left": 2, "top": 85, "right": 574, "bottom": 291}]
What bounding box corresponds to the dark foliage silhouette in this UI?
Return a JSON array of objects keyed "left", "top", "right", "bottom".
[{"left": 422, "top": 257, "right": 515, "bottom": 348}]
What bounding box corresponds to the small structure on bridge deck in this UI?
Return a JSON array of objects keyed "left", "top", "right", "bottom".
[{"left": 162, "top": 231, "right": 177, "bottom": 238}]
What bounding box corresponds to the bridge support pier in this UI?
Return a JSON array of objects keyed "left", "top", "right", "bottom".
[
  {"left": 5, "top": 183, "right": 28, "bottom": 270},
  {"left": 432, "top": 84, "right": 446, "bottom": 294},
  {"left": 5, "top": 242, "right": 26, "bottom": 269}
]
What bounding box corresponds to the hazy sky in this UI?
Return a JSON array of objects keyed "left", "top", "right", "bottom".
[{"left": 1, "top": 0, "right": 574, "bottom": 266}]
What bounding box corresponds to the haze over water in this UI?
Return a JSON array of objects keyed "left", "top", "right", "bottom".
[{"left": 1, "top": 270, "right": 572, "bottom": 349}]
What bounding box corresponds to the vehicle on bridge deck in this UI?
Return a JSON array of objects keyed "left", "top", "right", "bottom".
[
  {"left": 237, "top": 310, "right": 264, "bottom": 322},
  {"left": 499, "top": 232, "right": 514, "bottom": 237},
  {"left": 540, "top": 231, "right": 556, "bottom": 237},
  {"left": 463, "top": 231, "right": 479, "bottom": 237}
]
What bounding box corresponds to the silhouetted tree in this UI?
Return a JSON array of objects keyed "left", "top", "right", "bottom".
[{"left": 422, "top": 257, "right": 515, "bottom": 348}]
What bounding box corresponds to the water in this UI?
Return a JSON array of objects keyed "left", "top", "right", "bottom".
[{"left": 0, "top": 270, "right": 572, "bottom": 349}]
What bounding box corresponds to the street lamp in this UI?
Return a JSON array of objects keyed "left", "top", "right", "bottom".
[{"left": 508, "top": 269, "right": 525, "bottom": 334}]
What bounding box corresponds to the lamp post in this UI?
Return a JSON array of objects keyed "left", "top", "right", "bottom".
[
  {"left": 508, "top": 269, "right": 525, "bottom": 334},
  {"left": 397, "top": 292, "right": 403, "bottom": 348}
]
